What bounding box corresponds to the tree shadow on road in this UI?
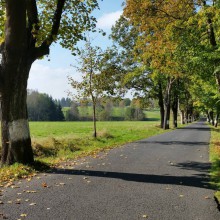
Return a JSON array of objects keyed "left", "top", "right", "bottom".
[
  {"left": 51, "top": 164, "right": 211, "bottom": 189},
  {"left": 175, "top": 161, "right": 211, "bottom": 172},
  {"left": 177, "top": 127, "right": 211, "bottom": 131},
  {"left": 136, "top": 140, "right": 209, "bottom": 146}
]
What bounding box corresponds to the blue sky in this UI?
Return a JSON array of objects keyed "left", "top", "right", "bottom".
[{"left": 28, "top": 0, "right": 124, "bottom": 99}]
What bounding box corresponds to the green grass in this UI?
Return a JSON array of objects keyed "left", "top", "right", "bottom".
[
  {"left": 209, "top": 126, "right": 220, "bottom": 203},
  {"left": 144, "top": 110, "right": 160, "bottom": 121},
  {"left": 64, "top": 106, "right": 160, "bottom": 120},
  {"left": 29, "top": 121, "right": 166, "bottom": 163}
]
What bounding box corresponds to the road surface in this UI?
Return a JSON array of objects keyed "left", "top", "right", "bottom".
[{"left": 1, "top": 121, "right": 220, "bottom": 219}]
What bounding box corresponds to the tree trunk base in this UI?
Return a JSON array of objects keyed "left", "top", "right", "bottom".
[{"left": 6, "top": 138, "right": 34, "bottom": 165}]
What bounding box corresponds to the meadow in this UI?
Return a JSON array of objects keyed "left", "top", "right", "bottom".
[
  {"left": 29, "top": 120, "right": 164, "bottom": 164},
  {"left": 28, "top": 110, "right": 161, "bottom": 164}
]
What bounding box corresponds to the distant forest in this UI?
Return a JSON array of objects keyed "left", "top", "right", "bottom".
[{"left": 26, "top": 90, "right": 157, "bottom": 121}]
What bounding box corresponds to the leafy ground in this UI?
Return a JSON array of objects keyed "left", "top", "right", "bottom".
[
  {"left": 209, "top": 126, "right": 220, "bottom": 203},
  {"left": 0, "top": 119, "right": 170, "bottom": 184}
]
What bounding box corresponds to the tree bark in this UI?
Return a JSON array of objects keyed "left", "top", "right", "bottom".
[
  {"left": 206, "top": 110, "right": 210, "bottom": 123},
  {"left": 179, "top": 110, "right": 185, "bottom": 124},
  {"left": 158, "top": 82, "right": 164, "bottom": 128},
  {"left": 214, "top": 112, "right": 219, "bottom": 127},
  {"left": 163, "top": 78, "right": 173, "bottom": 130},
  {"left": 172, "top": 94, "right": 178, "bottom": 128},
  {"left": 209, "top": 111, "right": 214, "bottom": 126},
  {"left": 92, "top": 103, "right": 97, "bottom": 138}
]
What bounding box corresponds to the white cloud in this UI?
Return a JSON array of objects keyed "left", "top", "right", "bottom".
[
  {"left": 28, "top": 62, "right": 81, "bottom": 99},
  {"left": 97, "top": 10, "right": 123, "bottom": 29}
]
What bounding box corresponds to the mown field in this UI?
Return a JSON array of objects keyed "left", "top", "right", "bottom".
[{"left": 29, "top": 120, "right": 164, "bottom": 164}]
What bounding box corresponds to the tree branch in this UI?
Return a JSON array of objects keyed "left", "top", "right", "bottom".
[
  {"left": 33, "top": 0, "right": 66, "bottom": 60},
  {"left": 207, "top": 18, "right": 217, "bottom": 47},
  {"left": 26, "top": 0, "right": 39, "bottom": 30},
  {"left": 44, "top": 0, "right": 66, "bottom": 46},
  {"left": 0, "top": 42, "right": 4, "bottom": 54},
  {"left": 32, "top": 44, "right": 50, "bottom": 59}
]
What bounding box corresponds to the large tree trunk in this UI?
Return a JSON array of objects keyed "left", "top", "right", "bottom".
[
  {"left": 206, "top": 110, "right": 210, "bottom": 123},
  {"left": 1, "top": 66, "right": 33, "bottom": 165},
  {"left": 158, "top": 82, "right": 164, "bottom": 128},
  {"left": 92, "top": 102, "right": 97, "bottom": 138},
  {"left": 172, "top": 94, "right": 178, "bottom": 128},
  {"left": 209, "top": 111, "right": 214, "bottom": 126},
  {"left": 214, "top": 112, "right": 219, "bottom": 127},
  {"left": 0, "top": 0, "right": 34, "bottom": 165},
  {"left": 180, "top": 110, "right": 185, "bottom": 124},
  {"left": 0, "top": 0, "right": 66, "bottom": 165},
  {"left": 163, "top": 102, "right": 171, "bottom": 130},
  {"left": 163, "top": 78, "right": 173, "bottom": 130}
]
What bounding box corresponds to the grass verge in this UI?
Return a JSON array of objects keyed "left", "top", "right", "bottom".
[{"left": 209, "top": 126, "right": 220, "bottom": 204}]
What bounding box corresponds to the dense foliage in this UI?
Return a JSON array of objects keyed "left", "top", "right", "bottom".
[{"left": 27, "top": 90, "right": 64, "bottom": 121}]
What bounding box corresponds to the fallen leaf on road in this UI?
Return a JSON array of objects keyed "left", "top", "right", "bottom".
[
  {"left": 11, "top": 185, "right": 20, "bottom": 189},
  {"left": 29, "top": 203, "right": 36, "bottom": 206},
  {"left": 7, "top": 201, "right": 12, "bottom": 204},
  {"left": 20, "top": 213, "right": 27, "bottom": 217},
  {"left": 26, "top": 190, "right": 37, "bottom": 193},
  {"left": 59, "top": 183, "right": 65, "bottom": 185},
  {"left": 142, "top": 214, "right": 148, "bottom": 218},
  {"left": 0, "top": 201, "right": 3, "bottom": 204},
  {"left": 179, "top": 195, "right": 184, "bottom": 197},
  {"left": 83, "top": 177, "right": 88, "bottom": 180},
  {"left": 42, "top": 182, "right": 48, "bottom": 188},
  {"left": 204, "top": 196, "right": 210, "bottom": 199}
]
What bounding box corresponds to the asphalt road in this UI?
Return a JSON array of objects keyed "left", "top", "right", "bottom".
[{"left": 1, "top": 121, "right": 220, "bottom": 220}]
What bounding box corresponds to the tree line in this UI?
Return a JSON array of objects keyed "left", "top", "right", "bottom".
[
  {"left": 26, "top": 91, "right": 146, "bottom": 122},
  {"left": 27, "top": 90, "right": 64, "bottom": 121},
  {"left": 62, "top": 97, "right": 146, "bottom": 122}
]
